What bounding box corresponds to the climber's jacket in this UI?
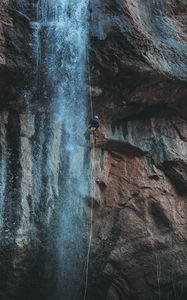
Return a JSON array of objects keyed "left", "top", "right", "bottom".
[
  {"left": 84, "top": 116, "right": 100, "bottom": 141},
  {"left": 88, "top": 116, "right": 100, "bottom": 132}
]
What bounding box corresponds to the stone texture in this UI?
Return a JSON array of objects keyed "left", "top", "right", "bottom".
[
  {"left": 89, "top": 0, "right": 187, "bottom": 118},
  {"left": 86, "top": 1, "right": 187, "bottom": 299},
  {"left": 0, "top": 0, "right": 34, "bottom": 106},
  {"left": 0, "top": 0, "right": 187, "bottom": 300},
  {"left": 87, "top": 130, "right": 187, "bottom": 300}
]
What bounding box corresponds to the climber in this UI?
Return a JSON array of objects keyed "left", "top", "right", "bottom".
[{"left": 84, "top": 115, "right": 100, "bottom": 142}]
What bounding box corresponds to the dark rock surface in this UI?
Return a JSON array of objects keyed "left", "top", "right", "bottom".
[
  {"left": 0, "top": 2, "right": 57, "bottom": 299},
  {"left": 0, "top": 0, "right": 187, "bottom": 300},
  {"left": 0, "top": 0, "right": 34, "bottom": 106},
  {"left": 86, "top": 0, "right": 187, "bottom": 299},
  {"left": 89, "top": 0, "right": 187, "bottom": 118}
]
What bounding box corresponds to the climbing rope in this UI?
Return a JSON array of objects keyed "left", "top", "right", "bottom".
[
  {"left": 83, "top": 149, "right": 95, "bottom": 300},
  {"left": 83, "top": 28, "right": 96, "bottom": 300},
  {"left": 87, "top": 41, "right": 93, "bottom": 118}
]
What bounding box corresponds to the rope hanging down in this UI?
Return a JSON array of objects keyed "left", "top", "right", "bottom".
[
  {"left": 87, "top": 45, "right": 93, "bottom": 118},
  {"left": 83, "top": 40, "right": 96, "bottom": 300}
]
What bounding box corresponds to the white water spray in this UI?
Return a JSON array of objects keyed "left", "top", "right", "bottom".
[{"left": 33, "top": 0, "right": 90, "bottom": 299}]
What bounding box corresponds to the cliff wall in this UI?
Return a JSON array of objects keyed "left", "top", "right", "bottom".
[
  {"left": 87, "top": 1, "right": 187, "bottom": 299},
  {"left": 0, "top": 1, "right": 186, "bottom": 300}
]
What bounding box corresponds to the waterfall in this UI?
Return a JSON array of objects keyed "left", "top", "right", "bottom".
[{"left": 33, "top": 0, "right": 90, "bottom": 299}]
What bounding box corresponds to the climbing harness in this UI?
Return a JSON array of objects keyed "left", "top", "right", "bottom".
[{"left": 89, "top": 127, "right": 97, "bottom": 146}]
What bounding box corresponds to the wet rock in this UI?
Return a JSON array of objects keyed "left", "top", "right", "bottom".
[
  {"left": 0, "top": 0, "right": 34, "bottom": 106},
  {"left": 0, "top": 0, "right": 187, "bottom": 300},
  {"left": 89, "top": 0, "right": 187, "bottom": 118},
  {"left": 87, "top": 1, "right": 187, "bottom": 299}
]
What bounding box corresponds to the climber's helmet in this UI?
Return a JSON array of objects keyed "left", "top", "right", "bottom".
[{"left": 94, "top": 115, "right": 99, "bottom": 120}]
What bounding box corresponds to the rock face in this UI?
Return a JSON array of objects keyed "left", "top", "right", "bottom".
[
  {"left": 86, "top": 0, "right": 187, "bottom": 299},
  {"left": 89, "top": 0, "right": 187, "bottom": 117},
  {"left": 0, "top": 0, "right": 34, "bottom": 106},
  {"left": 0, "top": 2, "right": 60, "bottom": 299},
  {"left": 0, "top": 0, "right": 187, "bottom": 300}
]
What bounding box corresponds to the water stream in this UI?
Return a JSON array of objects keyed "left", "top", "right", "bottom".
[{"left": 33, "top": 0, "right": 90, "bottom": 298}]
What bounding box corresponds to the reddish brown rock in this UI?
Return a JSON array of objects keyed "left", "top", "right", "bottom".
[
  {"left": 0, "top": 1, "right": 187, "bottom": 300},
  {"left": 87, "top": 143, "right": 187, "bottom": 299},
  {"left": 86, "top": 1, "right": 187, "bottom": 299},
  {"left": 89, "top": 0, "right": 187, "bottom": 118}
]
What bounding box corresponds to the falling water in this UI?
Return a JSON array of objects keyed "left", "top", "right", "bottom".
[{"left": 33, "top": 0, "right": 90, "bottom": 299}]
